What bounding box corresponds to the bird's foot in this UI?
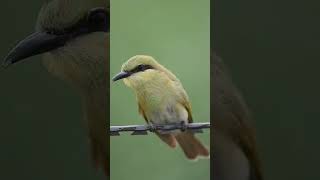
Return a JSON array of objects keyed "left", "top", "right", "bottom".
[
  {"left": 148, "top": 124, "right": 157, "bottom": 132},
  {"left": 180, "top": 121, "right": 187, "bottom": 131}
]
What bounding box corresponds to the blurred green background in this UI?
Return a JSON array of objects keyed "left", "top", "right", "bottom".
[
  {"left": 0, "top": 1, "right": 104, "bottom": 179},
  {"left": 110, "top": 0, "right": 210, "bottom": 180}
]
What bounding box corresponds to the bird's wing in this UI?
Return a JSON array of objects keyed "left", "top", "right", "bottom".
[
  {"left": 212, "top": 53, "right": 262, "bottom": 180},
  {"left": 83, "top": 90, "right": 109, "bottom": 176},
  {"left": 161, "top": 68, "right": 193, "bottom": 123},
  {"left": 176, "top": 83, "right": 193, "bottom": 123},
  {"left": 138, "top": 101, "right": 149, "bottom": 123},
  {"left": 182, "top": 98, "right": 193, "bottom": 123}
]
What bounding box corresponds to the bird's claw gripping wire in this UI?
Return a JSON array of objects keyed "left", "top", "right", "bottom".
[
  {"left": 148, "top": 124, "right": 157, "bottom": 132},
  {"left": 180, "top": 121, "right": 187, "bottom": 132}
]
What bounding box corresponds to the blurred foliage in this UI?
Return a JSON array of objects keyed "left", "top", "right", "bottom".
[{"left": 110, "top": 0, "right": 210, "bottom": 180}]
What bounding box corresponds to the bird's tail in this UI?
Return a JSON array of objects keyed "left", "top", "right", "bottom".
[
  {"left": 175, "top": 131, "right": 209, "bottom": 160},
  {"left": 89, "top": 134, "right": 109, "bottom": 176},
  {"left": 83, "top": 92, "right": 109, "bottom": 177}
]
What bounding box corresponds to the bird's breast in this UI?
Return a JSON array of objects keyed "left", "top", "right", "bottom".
[{"left": 136, "top": 85, "right": 188, "bottom": 125}]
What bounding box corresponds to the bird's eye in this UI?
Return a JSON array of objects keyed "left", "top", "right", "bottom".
[
  {"left": 87, "top": 8, "right": 109, "bottom": 32},
  {"left": 137, "top": 64, "right": 145, "bottom": 71},
  {"left": 88, "top": 8, "right": 107, "bottom": 23},
  {"left": 46, "top": 28, "right": 65, "bottom": 35},
  {"left": 131, "top": 64, "right": 153, "bottom": 73}
]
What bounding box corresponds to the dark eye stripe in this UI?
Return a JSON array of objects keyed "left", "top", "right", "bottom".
[
  {"left": 130, "top": 64, "right": 154, "bottom": 73},
  {"left": 87, "top": 8, "right": 110, "bottom": 32},
  {"left": 45, "top": 8, "right": 109, "bottom": 37}
]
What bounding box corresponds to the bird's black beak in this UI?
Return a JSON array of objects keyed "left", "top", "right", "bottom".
[
  {"left": 3, "top": 31, "right": 69, "bottom": 68},
  {"left": 112, "top": 71, "right": 131, "bottom": 82}
]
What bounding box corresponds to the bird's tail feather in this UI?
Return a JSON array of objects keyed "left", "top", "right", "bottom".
[
  {"left": 89, "top": 135, "right": 109, "bottom": 176},
  {"left": 156, "top": 132, "right": 177, "bottom": 148},
  {"left": 83, "top": 92, "right": 109, "bottom": 177},
  {"left": 175, "top": 131, "right": 209, "bottom": 159}
]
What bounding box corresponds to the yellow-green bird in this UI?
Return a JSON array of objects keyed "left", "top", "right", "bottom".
[{"left": 112, "top": 55, "right": 209, "bottom": 159}]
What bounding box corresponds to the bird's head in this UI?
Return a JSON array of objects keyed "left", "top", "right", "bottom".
[
  {"left": 112, "top": 55, "right": 178, "bottom": 88},
  {"left": 3, "top": 0, "right": 109, "bottom": 92}
]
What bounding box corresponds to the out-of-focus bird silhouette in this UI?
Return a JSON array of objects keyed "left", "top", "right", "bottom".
[
  {"left": 3, "top": 0, "right": 110, "bottom": 177},
  {"left": 212, "top": 52, "right": 262, "bottom": 180}
]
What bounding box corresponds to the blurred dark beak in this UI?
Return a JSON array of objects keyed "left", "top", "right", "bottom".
[
  {"left": 3, "top": 31, "right": 69, "bottom": 68},
  {"left": 112, "top": 71, "right": 131, "bottom": 82}
]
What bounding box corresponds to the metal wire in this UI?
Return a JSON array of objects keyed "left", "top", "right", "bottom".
[{"left": 110, "top": 122, "right": 210, "bottom": 136}]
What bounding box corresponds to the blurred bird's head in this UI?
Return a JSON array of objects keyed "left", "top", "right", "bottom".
[
  {"left": 112, "top": 55, "right": 178, "bottom": 89},
  {"left": 3, "top": 0, "right": 109, "bottom": 92}
]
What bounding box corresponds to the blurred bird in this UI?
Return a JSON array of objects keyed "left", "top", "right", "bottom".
[
  {"left": 3, "top": 0, "right": 110, "bottom": 176},
  {"left": 112, "top": 55, "right": 209, "bottom": 159},
  {"left": 212, "top": 53, "right": 263, "bottom": 180}
]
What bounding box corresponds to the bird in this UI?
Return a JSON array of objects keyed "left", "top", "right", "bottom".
[
  {"left": 3, "top": 0, "right": 110, "bottom": 177},
  {"left": 112, "top": 55, "right": 209, "bottom": 160},
  {"left": 212, "top": 52, "right": 263, "bottom": 180}
]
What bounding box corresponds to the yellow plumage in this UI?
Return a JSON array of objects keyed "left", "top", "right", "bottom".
[{"left": 113, "top": 55, "right": 209, "bottom": 159}]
